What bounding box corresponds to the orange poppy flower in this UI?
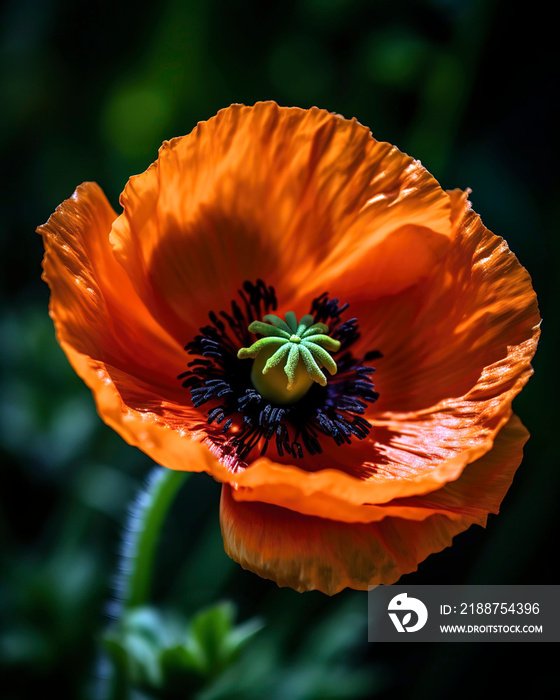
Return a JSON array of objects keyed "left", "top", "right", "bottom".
[{"left": 38, "top": 102, "right": 540, "bottom": 594}]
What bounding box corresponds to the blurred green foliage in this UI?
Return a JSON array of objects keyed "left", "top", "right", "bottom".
[
  {"left": 103, "top": 603, "right": 264, "bottom": 696},
  {"left": 1, "top": 0, "right": 557, "bottom": 698}
]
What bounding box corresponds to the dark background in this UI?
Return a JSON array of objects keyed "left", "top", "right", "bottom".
[{"left": 1, "top": 0, "right": 557, "bottom": 698}]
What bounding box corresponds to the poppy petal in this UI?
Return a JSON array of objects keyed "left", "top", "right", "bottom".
[
  {"left": 351, "top": 188, "right": 540, "bottom": 413},
  {"left": 229, "top": 412, "right": 528, "bottom": 521},
  {"left": 39, "top": 103, "right": 540, "bottom": 595},
  {"left": 220, "top": 415, "right": 527, "bottom": 593},
  {"left": 394, "top": 413, "right": 528, "bottom": 526},
  {"left": 38, "top": 182, "right": 222, "bottom": 475},
  {"left": 223, "top": 185, "right": 540, "bottom": 515},
  {"left": 39, "top": 182, "right": 186, "bottom": 381},
  {"left": 225, "top": 327, "right": 535, "bottom": 512},
  {"left": 109, "top": 102, "right": 453, "bottom": 343}
]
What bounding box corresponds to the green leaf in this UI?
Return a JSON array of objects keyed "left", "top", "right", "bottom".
[
  {"left": 160, "top": 643, "right": 203, "bottom": 674},
  {"left": 183, "top": 602, "right": 263, "bottom": 679},
  {"left": 125, "top": 634, "right": 163, "bottom": 688},
  {"left": 104, "top": 607, "right": 170, "bottom": 689},
  {"left": 223, "top": 617, "right": 264, "bottom": 657},
  {"left": 188, "top": 602, "right": 235, "bottom": 675}
]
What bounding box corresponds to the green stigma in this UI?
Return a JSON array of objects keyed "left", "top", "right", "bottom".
[{"left": 237, "top": 311, "right": 341, "bottom": 404}]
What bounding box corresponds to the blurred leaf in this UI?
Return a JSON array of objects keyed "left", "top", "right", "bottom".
[
  {"left": 189, "top": 602, "right": 235, "bottom": 673},
  {"left": 124, "top": 634, "right": 163, "bottom": 688},
  {"left": 123, "top": 607, "right": 171, "bottom": 647},
  {"left": 103, "top": 602, "right": 263, "bottom": 694},
  {"left": 160, "top": 643, "right": 203, "bottom": 674},
  {"left": 105, "top": 607, "right": 168, "bottom": 688},
  {"left": 197, "top": 594, "right": 381, "bottom": 700},
  {"left": 225, "top": 617, "right": 264, "bottom": 657},
  {"left": 186, "top": 602, "right": 263, "bottom": 678}
]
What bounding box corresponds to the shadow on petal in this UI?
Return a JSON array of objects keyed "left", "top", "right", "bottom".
[{"left": 220, "top": 415, "right": 528, "bottom": 593}]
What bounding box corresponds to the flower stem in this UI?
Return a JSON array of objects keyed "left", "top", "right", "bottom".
[
  {"left": 123, "top": 467, "right": 190, "bottom": 609},
  {"left": 97, "top": 468, "right": 189, "bottom": 700}
]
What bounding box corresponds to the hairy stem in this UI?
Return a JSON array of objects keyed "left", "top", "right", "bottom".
[{"left": 123, "top": 467, "right": 190, "bottom": 608}]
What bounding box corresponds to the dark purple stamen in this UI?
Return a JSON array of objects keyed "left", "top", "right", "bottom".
[{"left": 178, "top": 280, "right": 380, "bottom": 467}]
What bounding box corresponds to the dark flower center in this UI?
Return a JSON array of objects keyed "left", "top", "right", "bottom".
[{"left": 178, "top": 280, "right": 380, "bottom": 467}]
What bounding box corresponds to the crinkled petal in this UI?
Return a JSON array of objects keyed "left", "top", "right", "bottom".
[
  {"left": 222, "top": 187, "right": 539, "bottom": 514},
  {"left": 224, "top": 333, "right": 535, "bottom": 510},
  {"left": 221, "top": 483, "right": 469, "bottom": 594},
  {"left": 38, "top": 182, "right": 222, "bottom": 475},
  {"left": 220, "top": 415, "right": 527, "bottom": 593},
  {"left": 62, "top": 349, "right": 221, "bottom": 475},
  {"left": 110, "top": 102, "right": 452, "bottom": 344},
  {"left": 352, "top": 188, "right": 541, "bottom": 413},
  {"left": 38, "top": 183, "right": 186, "bottom": 381},
  {"left": 228, "top": 413, "right": 528, "bottom": 520},
  {"left": 38, "top": 112, "right": 540, "bottom": 523},
  {"left": 392, "top": 414, "right": 528, "bottom": 526}
]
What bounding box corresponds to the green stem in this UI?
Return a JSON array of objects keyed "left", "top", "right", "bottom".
[
  {"left": 125, "top": 467, "right": 190, "bottom": 608},
  {"left": 100, "top": 468, "right": 189, "bottom": 700}
]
